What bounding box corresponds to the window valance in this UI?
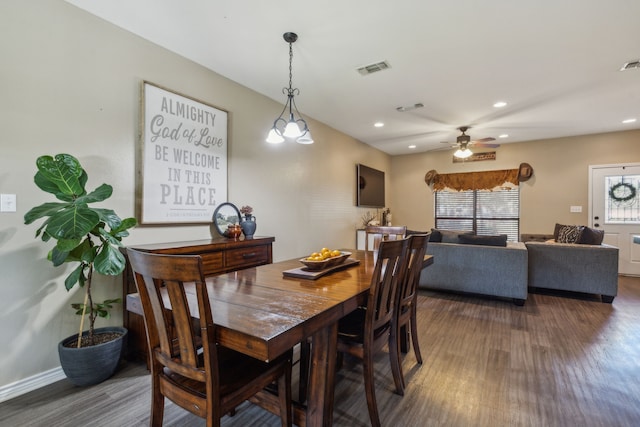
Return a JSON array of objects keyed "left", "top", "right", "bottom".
[{"left": 431, "top": 169, "right": 519, "bottom": 192}]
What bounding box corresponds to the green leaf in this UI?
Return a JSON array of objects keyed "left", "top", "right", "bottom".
[
  {"left": 77, "top": 184, "right": 113, "bottom": 205},
  {"left": 34, "top": 171, "right": 72, "bottom": 200},
  {"left": 65, "top": 264, "right": 85, "bottom": 290},
  {"left": 64, "top": 239, "right": 94, "bottom": 263},
  {"left": 94, "top": 244, "right": 126, "bottom": 276},
  {"left": 96, "top": 308, "right": 109, "bottom": 318},
  {"left": 46, "top": 204, "right": 100, "bottom": 240},
  {"left": 93, "top": 208, "right": 121, "bottom": 230},
  {"left": 56, "top": 237, "right": 83, "bottom": 252},
  {"left": 50, "top": 246, "right": 70, "bottom": 266},
  {"left": 36, "top": 154, "right": 85, "bottom": 197},
  {"left": 23, "top": 202, "right": 70, "bottom": 225},
  {"left": 99, "top": 228, "right": 123, "bottom": 247},
  {"left": 111, "top": 217, "right": 137, "bottom": 238}
]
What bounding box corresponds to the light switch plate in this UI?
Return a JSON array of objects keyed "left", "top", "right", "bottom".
[
  {"left": 570, "top": 205, "right": 582, "bottom": 213},
  {"left": 0, "top": 194, "right": 17, "bottom": 212}
]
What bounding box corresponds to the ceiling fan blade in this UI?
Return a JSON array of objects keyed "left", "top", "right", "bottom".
[
  {"left": 472, "top": 137, "right": 496, "bottom": 143},
  {"left": 473, "top": 143, "right": 500, "bottom": 148}
]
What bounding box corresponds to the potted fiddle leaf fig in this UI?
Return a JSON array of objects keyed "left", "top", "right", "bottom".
[{"left": 24, "top": 153, "right": 137, "bottom": 386}]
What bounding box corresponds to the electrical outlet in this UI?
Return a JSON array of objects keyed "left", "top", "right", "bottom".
[
  {"left": 1, "top": 194, "right": 17, "bottom": 212},
  {"left": 570, "top": 205, "right": 582, "bottom": 213}
]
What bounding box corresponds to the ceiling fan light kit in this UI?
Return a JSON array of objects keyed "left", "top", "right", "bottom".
[
  {"left": 454, "top": 148, "right": 473, "bottom": 159},
  {"left": 266, "top": 32, "right": 313, "bottom": 145},
  {"left": 445, "top": 126, "right": 500, "bottom": 158}
]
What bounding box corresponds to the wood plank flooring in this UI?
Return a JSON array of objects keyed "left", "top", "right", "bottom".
[{"left": 2, "top": 276, "right": 639, "bottom": 426}]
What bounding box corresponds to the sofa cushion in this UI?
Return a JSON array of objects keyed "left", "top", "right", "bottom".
[
  {"left": 577, "top": 226, "right": 604, "bottom": 245},
  {"left": 440, "top": 229, "right": 475, "bottom": 243},
  {"left": 557, "top": 225, "right": 584, "bottom": 243},
  {"left": 458, "top": 234, "right": 508, "bottom": 247},
  {"left": 430, "top": 228, "right": 475, "bottom": 243}
]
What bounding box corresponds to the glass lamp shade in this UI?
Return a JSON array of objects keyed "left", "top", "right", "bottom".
[
  {"left": 454, "top": 148, "right": 473, "bottom": 159},
  {"left": 266, "top": 128, "right": 285, "bottom": 144},
  {"left": 296, "top": 131, "right": 314, "bottom": 144},
  {"left": 283, "top": 121, "right": 303, "bottom": 138}
]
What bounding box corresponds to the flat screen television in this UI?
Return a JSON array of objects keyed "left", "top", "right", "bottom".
[{"left": 356, "top": 164, "right": 385, "bottom": 208}]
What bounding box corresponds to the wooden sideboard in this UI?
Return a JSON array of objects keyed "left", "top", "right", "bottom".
[{"left": 121, "top": 236, "right": 275, "bottom": 362}]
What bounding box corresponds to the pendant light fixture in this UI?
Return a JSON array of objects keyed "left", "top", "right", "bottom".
[{"left": 266, "top": 32, "right": 313, "bottom": 144}]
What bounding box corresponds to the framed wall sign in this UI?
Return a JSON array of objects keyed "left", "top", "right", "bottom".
[{"left": 138, "top": 81, "right": 228, "bottom": 224}]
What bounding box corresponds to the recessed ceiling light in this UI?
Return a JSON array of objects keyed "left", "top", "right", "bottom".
[
  {"left": 374, "top": 122, "right": 384, "bottom": 128},
  {"left": 408, "top": 145, "right": 416, "bottom": 149},
  {"left": 493, "top": 101, "right": 507, "bottom": 108},
  {"left": 622, "top": 118, "right": 637, "bottom": 124},
  {"left": 499, "top": 134, "right": 509, "bottom": 138}
]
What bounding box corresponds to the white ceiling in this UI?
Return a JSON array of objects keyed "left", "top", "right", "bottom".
[{"left": 65, "top": 0, "right": 640, "bottom": 155}]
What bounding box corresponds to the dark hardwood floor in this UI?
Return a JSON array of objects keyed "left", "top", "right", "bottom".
[{"left": 2, "top": 276, "right": 639, "bottom": 427}]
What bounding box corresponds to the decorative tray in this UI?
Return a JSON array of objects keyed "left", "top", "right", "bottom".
[
  {"left": 299, "top": 251, "right": 351, "bottom": 271},
  {"left": 283, "top": 258, "right": 360, "bottom": 280}
]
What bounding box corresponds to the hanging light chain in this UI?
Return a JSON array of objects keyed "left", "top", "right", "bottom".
[{"left": 289, "top": 41, "right": 294, "bottom": 93}]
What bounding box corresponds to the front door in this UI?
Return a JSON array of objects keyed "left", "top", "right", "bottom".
[{"left": 590, "top": 164, "right": 640, "bottom": 276}]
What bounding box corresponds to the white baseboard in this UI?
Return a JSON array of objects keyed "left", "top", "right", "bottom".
[{"left": 0, "top": 367, "right": 66, "bottom": 403}]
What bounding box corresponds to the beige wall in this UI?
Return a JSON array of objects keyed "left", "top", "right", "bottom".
[
  {"left": 391, "top": 130, "right": 640, "bottom": 234},
  {"left": 0, "top": 0, "right": 389, "bottom": 391},
  {"left": 1, "top": 0, "right": 639, "bottom": 396}
]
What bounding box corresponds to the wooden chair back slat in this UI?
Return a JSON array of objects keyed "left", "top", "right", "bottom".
[
  {"left": 398, "top": 233, "right": 430, "bottom": 309},
  {"left": 365, "top": 225, "right": 407, "bottom": 252},
  {"left": 366, "top": 238, "right": 409, "bottom": 338},
  {"left": 128, "top": 250, "right": 209, "bottom": 382}
]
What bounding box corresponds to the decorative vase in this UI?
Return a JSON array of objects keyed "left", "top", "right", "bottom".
[
  {"left": 58, "top": 326, "right": 127, "bottom": 386},
  {"left": 226, "top": 224, "right": 242, "bottom": 239},
  {"left": 241, "top": 215, "right": 257, "bottom": 238}
]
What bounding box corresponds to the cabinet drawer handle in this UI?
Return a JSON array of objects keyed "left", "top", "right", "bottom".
[{"left": 242, "top": 252, "right": 257, "bottom": 259}]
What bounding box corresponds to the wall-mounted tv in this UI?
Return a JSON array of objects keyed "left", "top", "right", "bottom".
[{"left": 356, "top": 164, "right": 385, "bottom": 208}]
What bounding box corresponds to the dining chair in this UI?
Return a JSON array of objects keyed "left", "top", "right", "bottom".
[
  {"left": 364, "top": 225, "right": 407, "bottom": 252},
  {"left": 389, "top": 233, "right": 430, "bottom": 395},
  {"left": 126, "top": 249, "right": 292, "bottom": 427},
  {"left": 336, "top": 238, "right": 409, "bottom": 427}
]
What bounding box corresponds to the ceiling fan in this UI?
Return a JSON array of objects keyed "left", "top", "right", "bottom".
[{"left": 443, "top": 126, "right": 500, "bottom": 158}]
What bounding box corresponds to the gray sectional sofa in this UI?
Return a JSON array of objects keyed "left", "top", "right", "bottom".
[
  {"left": 416, "top": 225, "right": 620, "bottom": 305},
  {"left": 418, "top": 241, "right": 529, "bottom": 305}
]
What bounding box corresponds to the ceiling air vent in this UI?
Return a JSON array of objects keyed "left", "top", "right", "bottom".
[
  {"left": 620, "top": 60, "right": 640, "bottom": 71},
  {"left": 356, "top": 61, "right": 391, "bottom": 76}
]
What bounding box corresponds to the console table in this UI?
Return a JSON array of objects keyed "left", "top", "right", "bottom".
[{"left": 121, "top": 236, "right": 275, "bottom": 362}]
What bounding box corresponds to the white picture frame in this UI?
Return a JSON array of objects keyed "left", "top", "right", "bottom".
[{"left": 137, "top": 81, "right": 228, "bottom": 224}]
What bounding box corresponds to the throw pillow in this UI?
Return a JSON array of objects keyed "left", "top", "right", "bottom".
[
  {"left": 553, "top": 223, "right": 566, "bottom": 241},
  {"left": 458, "top": 234, "right": 508, "bottom": 247},
  {"left": 577, "top": 226, "right": 604, "bottom": 245},
  {"left": 429, "top": 228, "right": 442, "bottom": 242},
  {"left": 440, "top": 229, "right": 475, "bottom": 243},
  {"left": 557, "top": 225, "right": 584, "bottom": 243}
]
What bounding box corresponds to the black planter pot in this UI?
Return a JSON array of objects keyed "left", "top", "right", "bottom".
[{"left": 58, "top": 326, "right": 127, "bottom": 387}]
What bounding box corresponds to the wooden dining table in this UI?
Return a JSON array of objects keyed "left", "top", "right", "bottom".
[
  {"left": 195, "top": 248, "right": 377, "bottom": 427},
  {"left": 131, "top": 248, "right": 433, "bottom": 426}
]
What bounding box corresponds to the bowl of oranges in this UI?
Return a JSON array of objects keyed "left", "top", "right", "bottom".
[{"left": 300, "top": 248, "right": 351, "bottom": 271}]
